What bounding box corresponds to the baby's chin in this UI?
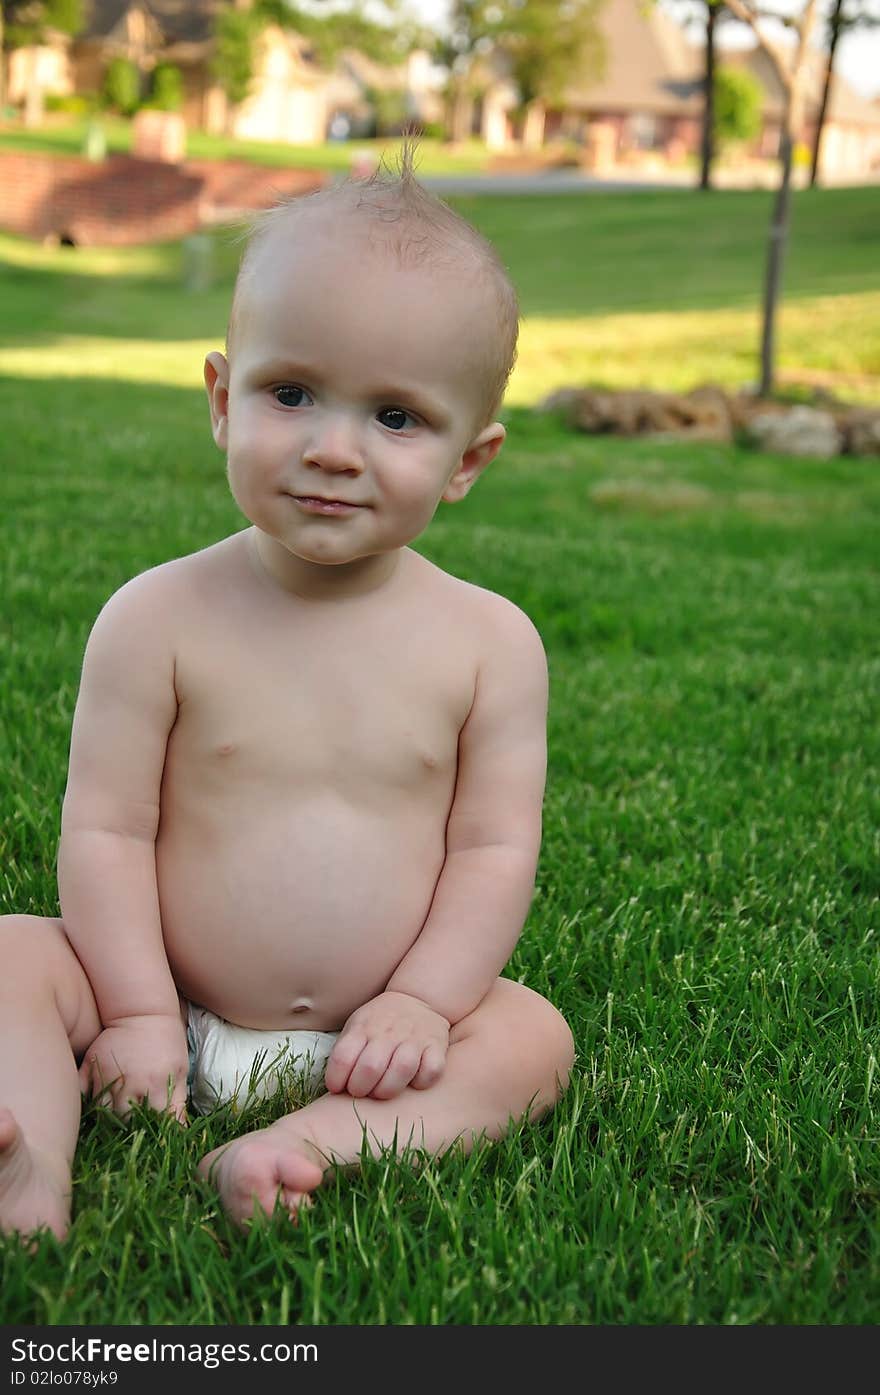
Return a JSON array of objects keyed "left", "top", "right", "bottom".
[{"left": 253, "top": 533, "right": 405, "bottom": 595}]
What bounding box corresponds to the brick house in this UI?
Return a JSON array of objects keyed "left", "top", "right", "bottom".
[
  {"left": 5, "top": 0, "right": 440, "bottom": 144},
  {"left": 476, "top": 0, "right": 880, "bottom": 182}
]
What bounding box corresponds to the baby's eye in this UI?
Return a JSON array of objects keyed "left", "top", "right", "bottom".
[
  {"left": 274, "top": 384, "right": 312, "bottom": 408},
  {"left": 377, "top": 407, "right": 416, "bottom": 432}
]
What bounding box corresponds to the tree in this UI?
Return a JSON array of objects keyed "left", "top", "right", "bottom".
[
  {"left": 810, "top": 0, "right": 880, "bottom": 187},
  {"left": 1, "top": 0, "right": 83, "bottom": 121},
  {"left": 211, "top": 5, "right": 261, "bottom": 117},
  {"left": 498, "top": 0, "right": 607, "bottom": 148},
  {"left": 699, "top": 0, "right": 720, "bottom": 187},
  {"left": 435, "top": 1, "right": 491, "bottom": 143},
  {"left": 440, "top": 0, "right": 606, "bottom": 148},
  {"left": 260, "top": 0, "right": 428, "bottom": 66},
  {"left": 720, "top": 0, "right": 822, "bottom": 396},
  {"left": 211, "top": 1, "right": 426, "bottom": 134},
  {"left": 662, "top": 1, "right": 731, "bottom": 189}
]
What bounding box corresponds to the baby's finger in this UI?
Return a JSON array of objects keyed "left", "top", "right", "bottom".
[
  {"left": 86, "top": 1058, "right": 125, "bottom": 1109},
  {"left": 410, "top": 1043, "right": 447, "bottom": 1091},
  {"left": 324, "top": 1030, "right": 368, "bottom": 1094},
  {"left": 142, "top": 1075, "right": 188, "bottom": 1123},
  {"left": 169, "top": 1088, "right": 189, "bottom": 1126},
  {"left": 345, "top": 1042, "right": 397, "bottom": 1098},
  {"left": 108, "top": 1081, "right": 134, "bottom": 1119},
  {"left": 370, "top": 1043, "right": 422, "bottom": 1099},
  {"left": 78, "top": 1051, "right": 109, "bottom": 1098}
]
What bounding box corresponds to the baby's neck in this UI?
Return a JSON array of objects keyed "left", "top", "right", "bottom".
[{"left": 247, "top": 529, "right": 403, "bottom": 602}]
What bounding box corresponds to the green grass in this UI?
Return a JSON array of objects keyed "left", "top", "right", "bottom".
[
  {"left": 0, "top": 118, "right": 493, "bottom": 174},
  {"left": 1, "top": 188, "right": 879, "bottom": 1324},
  {"left": 1, "top": 184, "right": 877, "bottom": 404}
]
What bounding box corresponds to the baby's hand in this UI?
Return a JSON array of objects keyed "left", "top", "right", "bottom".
[
  {"left": 325, "top": 991, "right": 450, "bottom": 1100},
  {"left": 78, "top": 1013, "right": 189, "bottom": 1122}
]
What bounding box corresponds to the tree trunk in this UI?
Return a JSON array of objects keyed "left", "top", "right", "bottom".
[
  {"left": 809, "top": 0, "right": 843, "bottom": 188},
  {"left": 699, "top": 1, "right": 717, "bottom": 191},
  {"left": 450, "top": 86, "right": 474, "bottom": 144},
  {"left": 721, "top": 0, "right": 820, "bottom": 397},
  {"left": 522, "top": 98, "right": 546, "bottom": 150},
  {"left": 759, "top": 126, "right": 793, "bottom": 396},
  {"left": 23, "top": 47, "right": 44, "bottom": 128}
]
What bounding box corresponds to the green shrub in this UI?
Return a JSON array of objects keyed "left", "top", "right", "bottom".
[
  {"left": 102, "top": 57, "right": 141, "bottom": 116},
  {"left": 147, "top": 63, "right": 184, "bottom": 112},
  {"left": 45, "top": 92, "right": 95, "bottom": 115},
  {"left": 713, "top": 66, "right": 763, "bottom": 149}
]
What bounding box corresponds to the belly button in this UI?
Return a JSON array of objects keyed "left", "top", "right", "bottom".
[
  {"left": 290, "top": 999, "right": 312, "bottom": 1015},
  {"left": 216, "top": 743, "right": 236, "bottom": 757}
]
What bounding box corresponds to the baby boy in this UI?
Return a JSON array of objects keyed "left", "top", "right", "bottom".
[{"left": 0, "top": 153, "right": 574, "bottom": 1237}]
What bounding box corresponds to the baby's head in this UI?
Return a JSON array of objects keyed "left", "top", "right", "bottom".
[
  {"left": 226, "top": 146, "right": 519, "bottom": 431},
  {"left": 204, "top": 146, "right": 520, "bottom": 583}
]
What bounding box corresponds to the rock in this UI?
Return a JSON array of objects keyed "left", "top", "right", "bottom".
[
  {"left": 539, "top": 386, "right": 732, "bottom": 440},
  {"left": 744, "top": 406, "right": 843, "bottom": 458},
  {"left": 536, "top": 387, "right": 589, "bottom": 421},
  {"left": 839, "top": 407, "right": 880, "bottom": 457},
  {"left": 536, "top": 386, "right": 867, "bottom": 457},
  {"left": 728, "top": 392, "right": 787, "bottom": 431},
  {"left": 673, "top": 385, "right": 733, "bottom": 441}
]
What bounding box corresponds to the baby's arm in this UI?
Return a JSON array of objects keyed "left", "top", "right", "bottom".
[
  {"left": 325, "top": 598, "right": 548, "bottom": 1100},
  {"left": 56, "top": 573, "right": 187, "bottom": 1118}
]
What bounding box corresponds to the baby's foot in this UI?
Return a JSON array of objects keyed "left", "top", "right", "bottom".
[
  {"left": 0, "top": 1108, "right": 71, "bottom": 1241},
  {"left": 198, "top": 1126, "right": 325, "bottom": 1229}
]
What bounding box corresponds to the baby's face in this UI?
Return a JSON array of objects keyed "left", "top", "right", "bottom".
[{"left": 207, "top": 215, "right": 504, "bottom": 577}]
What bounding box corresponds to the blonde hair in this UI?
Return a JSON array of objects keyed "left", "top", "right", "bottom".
[{"left": 226, "top": 140, "right": 519, "bottom": 425}]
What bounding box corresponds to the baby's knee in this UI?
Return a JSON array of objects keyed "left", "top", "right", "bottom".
[
  {"left": 488, "top": 979, "right": 576, "bottom": 1095},
  {"left": 0, "top": 914, "right": 74, "bottom": 983},
  {"left": 527, "top": 990, "right": 575, "bottom": 1092},
  {"left": 0, "top": 914, "right": 99, "bottom": 1050}
]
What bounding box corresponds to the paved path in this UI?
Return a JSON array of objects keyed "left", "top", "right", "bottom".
[{"left": 419, "top": 170, "right": 696, "bottom": 195}]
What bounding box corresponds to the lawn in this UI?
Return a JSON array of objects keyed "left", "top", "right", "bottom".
[
  {"left": 0, "top": 118, "right": 494, "bottom": 174},
  {"left": 0, "top": 186, "right": 879, "bottom": 1324},
  {"left": 1, "top": 183, "right": 877, "bottom": 404}
]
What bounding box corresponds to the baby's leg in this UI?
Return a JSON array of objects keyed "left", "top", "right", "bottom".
[
  {"left": 0, "top": 915, "right": 101, "bottom": 1239},
  {"left": 199, "top": 979, "right": 574, "bottom": 1227}
]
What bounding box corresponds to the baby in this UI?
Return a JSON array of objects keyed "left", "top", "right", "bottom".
[{"left": 0, "top": 152, "right": 574, "bottom": 1237}]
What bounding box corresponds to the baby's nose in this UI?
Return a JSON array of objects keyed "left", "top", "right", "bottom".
[{"left": 302, "top": 415, "right": 364, "bottom": 473}]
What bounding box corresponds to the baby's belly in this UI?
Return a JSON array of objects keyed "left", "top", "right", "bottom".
[{"left": 156, "top": 793, "right": 447, "bottom": 1030}]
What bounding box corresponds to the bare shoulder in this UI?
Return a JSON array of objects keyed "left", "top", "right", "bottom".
[
  {"left": 82, "top": 535, "right": 243, "bottom": 674},
  {"left": 89, "top": 534, "right": 241, "bottom": 630},
  {"left": 409, "top": 551, "right": 547, "bottom": 685}
]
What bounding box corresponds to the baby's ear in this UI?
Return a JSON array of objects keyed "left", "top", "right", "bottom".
[
  {"left": 443, "top": 422, "right": 506, "bottom": 504},
  {"left": 204, "top": 351, "right": 230, "bottom": 450}
]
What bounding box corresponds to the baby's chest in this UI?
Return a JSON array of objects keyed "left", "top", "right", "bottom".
[{"left": 173, "top": 636, "right": 473, "bottom": 788}]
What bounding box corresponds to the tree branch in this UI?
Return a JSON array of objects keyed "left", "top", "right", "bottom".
[{"left": 720, "top": 0, "right": 794, "bottom": 86}]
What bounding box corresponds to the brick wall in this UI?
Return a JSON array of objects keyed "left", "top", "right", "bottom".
[{"left": 0, "top": 151, "right": 326, "bottom": 247}]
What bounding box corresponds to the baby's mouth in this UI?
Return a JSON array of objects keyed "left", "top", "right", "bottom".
[{"left": 292, "top": 496, "right": 364, "bottom": 515}]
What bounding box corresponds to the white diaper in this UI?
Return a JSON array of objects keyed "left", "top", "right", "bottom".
[{"left": 186, "top": 1003, "right": 339, "bottom": 1116}]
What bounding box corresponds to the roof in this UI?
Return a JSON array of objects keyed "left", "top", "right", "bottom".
[
  {"left": 337, "top": 47, "right": 406, "bottom": 94},
  {"left": 551, "top": 0, "right": 880, "bottom": 129},
  {"left": 79, "top": 0, "right": 224, "bottom": 47},
  {"left": 560, "top": 0, "right": 705, "bottom": 116},
  {"left": 76, "top": 0, "right": 324, "bottom": 73}
]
